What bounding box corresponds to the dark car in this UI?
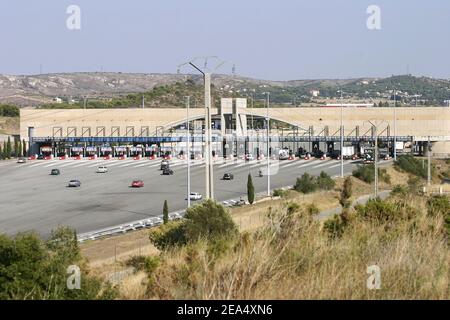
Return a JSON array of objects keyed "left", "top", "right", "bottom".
[
  {"left": 162, "top": 168, "right": 174, "bottom": 175},
  {"left": 68, "top": 179, "right": 81, "bottom": 187},
  {"left": 50, "top": 169, "right": 61, "bottom": 175},
  {"left": 37, "top": 154, "right": 45, "bottom": 160},
  {"left": 223, "top": 173, "right": 234, "bottom": 180},
  {"left": 160, "top": 160, "right": 169, "bottom": 170}
]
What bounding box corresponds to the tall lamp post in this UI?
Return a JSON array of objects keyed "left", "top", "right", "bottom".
[
  {"left": 337, "top": 90, "right": 344, "bottom": 178},
  {"left": 393, "top": 88, "right": 397, "bottom": 161},
  {"left": 366, "top": 119, "right": 387, "bottom": 197},
  {"left": 185, "top": 96, "right": 191, "bottom": 208},
  {"left": 265, "top": 92, "right": 271, "bottom": 196}
]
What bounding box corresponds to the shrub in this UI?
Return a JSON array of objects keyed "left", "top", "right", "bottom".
[
  {"left": 426, "top": 196, "right": 450, "bottom": 217},
  {"left": 273, "top": 189, "right": 286, "bottom": 197},
  {"left": 149, "top": 200, "right": 238, "bottom": 250},
  {"left": 0, "top": 227, "right": 116, "bottom": 300},
  {"left": 316, "top": 171, "right": 335, "bottom": 190},
  {"left": 339, "top": 177, "right": 353, "bottom": 208},
  {"left": 184, "top": 200, "right": 238, "bottom": 242},
  {"left": 163, "top": 200, "right": 169, "bottom": 224},
  {"left": 395, "top": 155, "right": 428, "bottom": 178},
  {"left": 352, "top": 165, "right": 390, "bottom": 184},
  {"left": 295, "top": 173, "right": 317, "bottom": 194},
  {"left": 247, "top": 174, "right": 255, "bottom": 204}
]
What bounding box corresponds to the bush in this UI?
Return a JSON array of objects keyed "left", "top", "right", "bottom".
[
  {"left": 149, "top": 200, "right": 238, "bottom": 250},
  {"left": 0, "top": 227, "right": 116, "bottom": 300},
  {"left": 395, "top": 155, "right": 428, "bottom": 178},
  {"left": 316, "top": 171, "right": 335, "bottom": 190},
  {"left": 247, "top": 174, "right": 255, "bottom": 204},
  {"left": 0, "top": 104, "right": 19, "bottom": 117},
  {"left": 426, "top": 196, "right": 450, "bottom": 217},
  {"left": 294, "top": 173, "right": 317, "bottom": 194},
  {"left": 339, "top": 177, "right": 353, "bottom": 208},
  {"left": 352, "top": 165, "right": 390, "bottom": 184},
  {"left": 273, "top": 189, "right": 287, "bottom": 197}
]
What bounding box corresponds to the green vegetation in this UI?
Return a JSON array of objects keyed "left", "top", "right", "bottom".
[
  {"left": 294, "top": 171, "right": 335, "bottom": 194},
  {"left": 352, "top": 164, "right": 391, "bottom": 184},
  {"left": 163, "top": 200, "right": 169, "bottom": 224},
  {"left": 395, "top": 155, "right": 429, "bottom": 179},
  {"left": 247, "top": 174, "right": 255, "bottom": 204},
  {"left": 0, "top": 227, "right": 116, "bottom": 300},
  {"left": 149, "top": 200, "right": 238, "bottom": 251},
  {"left": 0, "top": 104, "right": 19, "bottom": 117}
]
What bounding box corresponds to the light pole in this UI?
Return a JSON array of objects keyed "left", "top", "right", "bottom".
[
  {"left": 393, "top": 89, "right": 397, "bottom": 161},
  {"left": 186, "top": 96, "right": 191, "bottom": 208},
  {"left": 427, "top": 136, "right": 432, "bottom": 186},
  {"left": 366, "top": 119, "right": 387, "bottom": 198},
  {"left": 265, "top": 92, "right": 271, "bottom": 197},
  {"left": 339, "top": 90, "right": 344, "bottom": 178}
]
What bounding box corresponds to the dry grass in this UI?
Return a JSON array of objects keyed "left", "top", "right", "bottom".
[{"left": 117, "top": 193, "right": 449, "bottom": 300}]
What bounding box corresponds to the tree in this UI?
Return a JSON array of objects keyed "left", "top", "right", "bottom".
[
  {"left": 13, "top": 139, "right": 19, "bottom": 158},
  {"left": 316, "top": 171, "right": 335, "bottom": 190},
  {"left": 163, "top": 200, "right": 169, "bottom": 224},
  {"left": 295, "top": 173, "right": 317, "bottom": 194},
  {"left": 2, "top": 141, "right": 7, "bottom": 159},
  {"left": 17, "top": 140, "right": 22, "bottom": 158},
  {"left": 247, "top": 173, "right": 255, "bottom": 204},
  {"left": 340, "top": 177, "right": 353, "bottom": 209},
  {"left": 6, "top": 137, "right": 11, "bottom": 159},
  {"left": 0, "top": 144, "right": 2, "bottom": 160},
  {"left": 22, "top": 139, "right": 27, "bottom": 157}
]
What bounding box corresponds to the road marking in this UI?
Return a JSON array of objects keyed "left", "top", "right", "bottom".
[
  {"left": 105, "top": 161, "right": 133, "bottom": 167},
  {"left": 327, "top": 160, "right": 359, "bottom": 169},
  {"left": 297, "top": 160, "right": 321, "bottom": 169},
  {"left": 279, "top": 160, "right": 302, "bottom": 168},
  {"left": 311, "top": 160, "right": 334, "bottom": 169},
  {"left": 29, "top": 161, "right": 57, "bottom": 168},
  {"left": 72, "top": 161, "right": 95, "bottom": 168}
]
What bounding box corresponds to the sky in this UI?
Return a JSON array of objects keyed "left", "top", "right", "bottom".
[{"left": 0, "top": 0, "right": 449, "bottom": 80}]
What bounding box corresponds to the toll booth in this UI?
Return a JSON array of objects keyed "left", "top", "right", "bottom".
[
  {"left": 100, "top": 146, "right": 112, "bottom": 157},
  {"left": 145, "top": 145, "right": 158, "bottom": 158},
  {"left": 86, "top": 146, "right": 98, "bottom": 160},
  {"left": 40, "top": 146, "right": 53, "bottom": 159},
  {"left": 160, "top": 146, "right": 172, "bottom": 159},
  {"left": 114, "top": 146, "right": 127, "bottom": 159},
  {"left": 71, "top": 146, "right": 84, "bottom": 159},
  {"left": 130, "top": 146, "right": 143, "bottom": 159}
]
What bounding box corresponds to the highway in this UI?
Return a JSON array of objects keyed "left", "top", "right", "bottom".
[{"left": 0, "top": 157, "right": 362, "bottom": 238}]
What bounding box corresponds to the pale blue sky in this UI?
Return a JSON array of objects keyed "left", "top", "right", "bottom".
[{"left": 0, "top": 0, "right": 449, "bottom": 80}]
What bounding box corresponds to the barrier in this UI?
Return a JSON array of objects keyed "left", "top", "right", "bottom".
[
  {"left": 104, "top": 155, "right": 112, "bottom": 160},
  {"left": 133, "top": 155, "right": 142, "bottom": 160},
  {"left": 73, "top": 155, "right": 82, "bottom": 160},
  {"left": 59, "top": 155, "right": 68, "bottom": 160},
  {"left": 118, "top": 155, "right": 127, "bottom": 160},
  {"left": 89, "top": 155, "right": 97, "bottom": 160}
]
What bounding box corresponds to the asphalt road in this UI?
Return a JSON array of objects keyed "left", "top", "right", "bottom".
[{"left": 0, "top": 157, "right": 362, "bottom": 238}]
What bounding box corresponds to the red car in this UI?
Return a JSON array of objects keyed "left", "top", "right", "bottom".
[{"left": 131, "top": 180, "right": 144, "bottom": 188}]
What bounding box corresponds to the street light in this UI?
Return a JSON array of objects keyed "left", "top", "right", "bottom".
[
  {"left": 337, "top": 90, "right": 344, "bottom": 178},
  {"left": 365, "top": 119, "right": 388, "bottom": 197},
  {"left": 265, "top": 92, "right": 271, "bottom": 196},
  {"left": 185, "top": 96, "right": 191, "bottom": 208},
  {"left": 393, "top": 88, "right": 397, "bottom": 161}
]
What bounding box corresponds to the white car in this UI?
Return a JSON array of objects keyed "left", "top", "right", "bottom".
[
  {"left": 189, "top": 192, "right": 203, "bottom": 201},
  {"left": 245, "top": 154, "right": 255, "bottom": 161},
  {"left": 97, "top": 166, "right": 108, "bottom": 173}
]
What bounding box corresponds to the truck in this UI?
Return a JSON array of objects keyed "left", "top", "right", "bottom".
[
  {"left": 341, "top": 146, "right": 355, "bottom": 159},
  {"left": 278, "top": 149, "right": 290, "bottom": 160}
]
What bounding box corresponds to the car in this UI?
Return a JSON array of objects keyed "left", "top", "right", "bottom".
[
  {"left": 160, "top": 160, "right": 169, "bottom": 170},
  {"left": 162, "top": 168, "right": 174, "bottom": 175},
  {"left": 68, "top": 179, "right": 81, "bottom": 187},
  {"left": 97, "top": 166, "right": 108, "bottom": 173},
  {"left": 131, "top": 180, "right": 144, "bottom": 188},
  {"left": 189, "top": 192, "right": 202, "bottom": 201},
  {"left": 37, "top": 154, "right": 45, "bottom": 160},
  {"left": 17, "top": 157, "right": 27, "bottom": 164},
  {"left": 245, "top": 154, "right": 255, "bottom": 161},
  {"left": 50, "top": 169, "right": 61, "bottom": 175},
  {"left": 223, "top": 173, "right": 234, "bottom": 180}
]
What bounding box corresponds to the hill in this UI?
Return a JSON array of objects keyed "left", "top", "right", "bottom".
[{"left": 0, "top": 72, "right": 449, "bottom": 107}]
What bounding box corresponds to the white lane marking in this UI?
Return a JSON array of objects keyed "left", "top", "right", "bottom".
[
  {"left": 29, "top": 161, "right": 57, "bottom": 168},
  {"left": 327, "top": 160, "right": 359, "bottom": 169},
  {"left": 72, "top": 161, "right": 96, "bottom": 168},
  {"left": 297, "top": 160, "right": 321, "bottom": 169},
  {"left": 278, "top": 160, "right": 301, "bottom": 168},
  {"left": 133, "top": 162, "right": 156, "bottom": 168},
  {"left": 105, "top": 160, "right": 133, "bottom": 167},
  {"left": 310, "top": 160, "right": 334, "bottom": 169},
  {"left": 119, "top": 162, "right": 137, "bottom": 168}
]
